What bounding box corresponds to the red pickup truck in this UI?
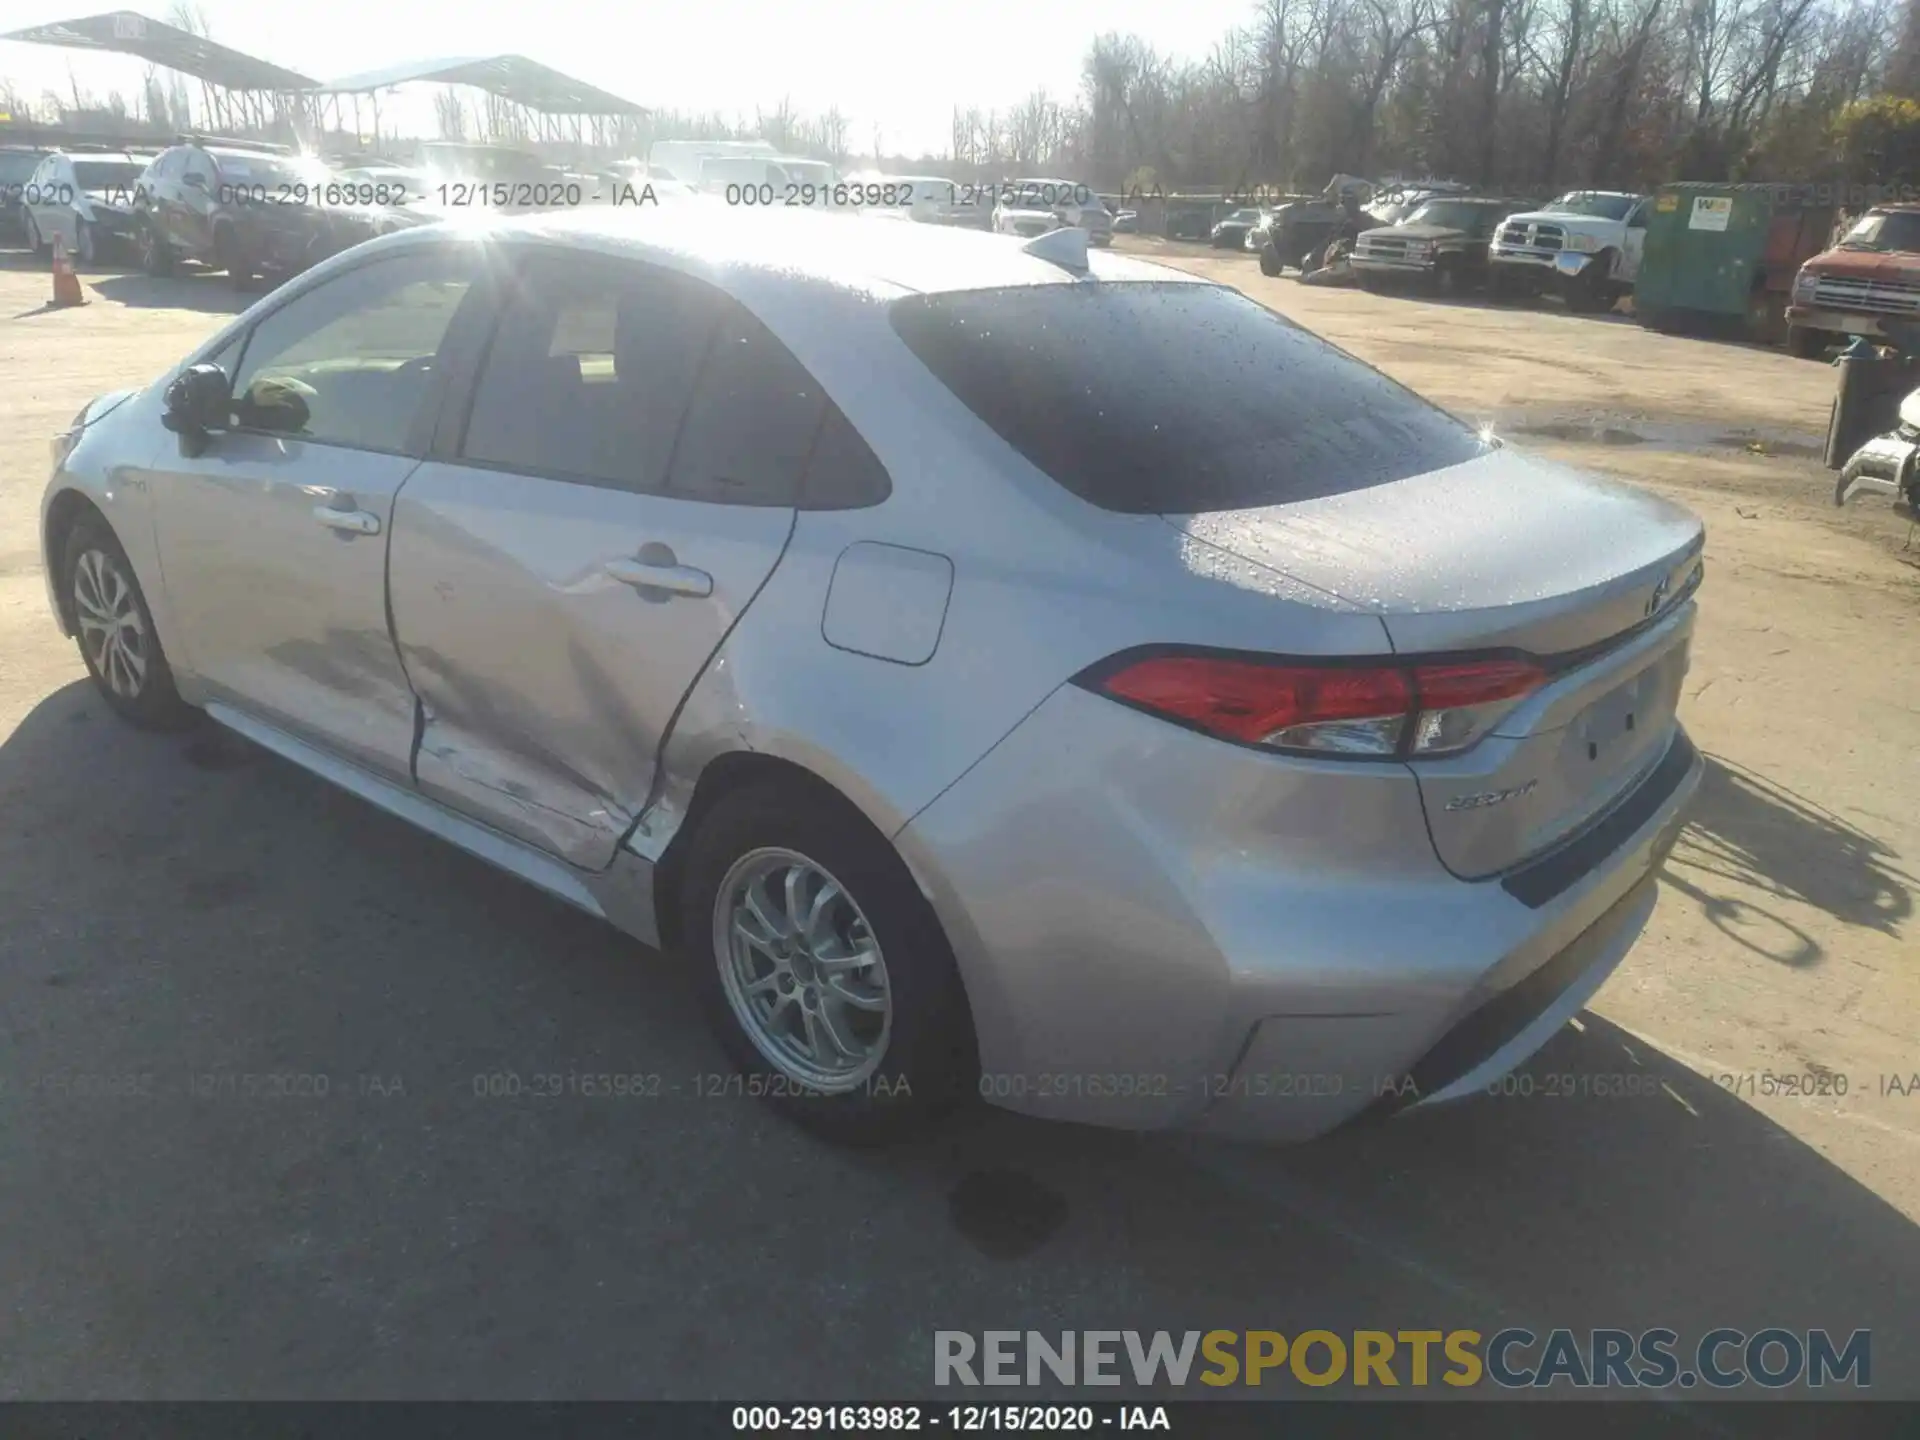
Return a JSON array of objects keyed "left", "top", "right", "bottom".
[{"left": 1788, "top": 205, "right": 1920, "bottom": 358}]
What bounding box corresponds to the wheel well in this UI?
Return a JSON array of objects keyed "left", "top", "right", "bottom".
[
  {"left": 44, "top": 490, "right": 107, "bottom": 632},
  {"left": 651, "top": 752, "right": 882, "bottom": 955}
]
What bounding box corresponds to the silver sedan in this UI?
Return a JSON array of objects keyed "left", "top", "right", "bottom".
[{"left": 39, "top": 206, "right": 1704, "bottom": 1143}]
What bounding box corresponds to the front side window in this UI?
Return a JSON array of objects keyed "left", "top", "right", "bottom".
[
  {"left": 1545, "top": 192, "right": 1638, "bottom": 221},
  {"left": 890, "top": 281, "right": 1484, "bottom": 514},
  {"left": 229, "top": 250, "right": 474, "bottom": 451}
]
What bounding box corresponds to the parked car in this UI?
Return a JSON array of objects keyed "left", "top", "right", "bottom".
[
  {"left": 1351, "top": 196, "right": 1518, "bottom": 295},
  {"left": 993, "top": 178, "right": 1111, "bottom": 245},
  {"left": 131, "top": 139, "right": 389, "bottom": 288},
  {"left": 1211, "top": 207, "right": 1265, "bottom": 250},
  {"left": 0, "top": 144, "right": 50, "bottom": 243},
  {"left": 1488, "top": 191, "right": 1651, "bottom": 313},
  {"left": 1786, "top": 206, "right": 1920, "bottom": 359},
  {"left": 40, "top": 208, "right": 1704, "bottom": 1144},
  {"left": 19, "top": 150, "right": 151, "bottom": 262}
]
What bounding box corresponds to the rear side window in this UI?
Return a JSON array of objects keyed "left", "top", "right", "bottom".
[
  {"left": 462, "top": 259, "right": 718, "bottom": 490},
  {"left": 664, "top": 306, "right": 825, "bottom": 506},
  {"left": 889, "top": 283, "right": 1484, "bottom": 514},
  {"left": 462, "top": 252, "right": 891, "bottom": 508}
]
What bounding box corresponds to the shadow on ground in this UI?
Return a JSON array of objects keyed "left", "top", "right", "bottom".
[
  {"left": 0, "top": 682, "right": 1913, "bottom": 1409},
  {"left": 87, "top": 270, "right": 252, "bottom": 315},
  {"left": 1660, "top": 752, "right": 1911, "bottom": 966}
]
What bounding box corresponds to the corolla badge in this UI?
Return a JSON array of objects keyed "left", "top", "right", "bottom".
[
  {"left": 1644, "top": 574, "right": 1671, "bottom": 618},
  {"left": 1444, "top": 779, "right": 1538, "bottom": 812}
]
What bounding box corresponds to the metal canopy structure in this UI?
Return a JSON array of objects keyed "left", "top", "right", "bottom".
[
  {"left": 314, "top": 56, "right": 648, "bottom": 118},
  {"left": 0, "top": 10, "right": 317, "bottom": 90}
]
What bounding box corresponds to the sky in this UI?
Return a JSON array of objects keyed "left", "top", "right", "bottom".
[{"left": 1, "top": 0, "right": 1255, "bottom": 158}]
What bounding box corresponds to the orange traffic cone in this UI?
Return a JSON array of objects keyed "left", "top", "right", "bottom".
[{"left": 51, "top": 232, "right": 87, "bottom": 308}]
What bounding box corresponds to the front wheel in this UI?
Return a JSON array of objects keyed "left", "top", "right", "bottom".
[
  {"left": 75, "top": 218, "right": 96, "bottom": 265},
  {"left": 139, "top": 219, "right": 175, "bottom": 277},
  {"left": 25, "top": 211, "right": 47, "bottom": 255},
  {"left": 1564, "top": 259, "right": 1615, "bottom": 314},
  {"left": 62, "top": 516, "right": 196, "bottom": 730},
  {"left": 681, "top": 781, "right": 976, "bottom": 1143},
  {"left": 1258, "top": 246, "right": 1280, "bottom": 277},
  {"left": 1787, "top": 324, "right": 1829, "bottom": 360}
]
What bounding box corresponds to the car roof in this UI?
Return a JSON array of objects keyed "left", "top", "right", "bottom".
[
  {"left": 390, "top": 202, "right": 1209, "bottom": 297},
  {"left": 56, "top": 151, "right": 146, "bottom": 163}
]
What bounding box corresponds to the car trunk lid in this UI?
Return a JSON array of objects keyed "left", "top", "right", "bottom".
[{"left": 1163, "top": 446, "right": 1704, "bottom": 877}]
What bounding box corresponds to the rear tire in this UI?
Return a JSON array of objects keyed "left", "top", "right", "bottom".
[
  {"left": 1258, "top": 246, "right": 1280, "bottom": 277},
  {"left": 62, "top": 515, "right": 196, "bottom": 731},
  {"left": 25, "top": 211, "right": 47, "bottom": 256},
  {"left": 680, "top": 780, "right": 976, "bottom": 1144}
]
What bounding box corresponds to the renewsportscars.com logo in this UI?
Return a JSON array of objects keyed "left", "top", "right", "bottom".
[{"left": 933, "top": 1329, "right": 1871, "bottom": 1390}]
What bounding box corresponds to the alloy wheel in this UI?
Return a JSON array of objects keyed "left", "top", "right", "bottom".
[
  {"left": 72, "top": 547, "right": 149, "bottom": 699},
  {"left": 712, "top": 847, "right": 893, "bottom": 1091}
]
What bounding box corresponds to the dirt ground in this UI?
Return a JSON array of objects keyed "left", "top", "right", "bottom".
[{"left": 0, "top": 241, "right": 1916, "bottom": 1401}]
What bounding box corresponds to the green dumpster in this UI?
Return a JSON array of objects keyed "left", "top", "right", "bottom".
[{"left": 1636, "top": 182, "right": 1838, "bottom": 345}]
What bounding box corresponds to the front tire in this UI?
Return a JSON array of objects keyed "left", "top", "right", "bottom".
[
  {"left": 25, "top": 211, "right": 47, "bottom": 255},
  {"left": 62, "top": 516, "right": 195, "bottom": 730},
  {"left": 139, "top": 219, "right": 175, "bottom": 277},
  {"left": 680, "top": 781, "right": 975, "bottom": 1143},
  {"left": 1787, "top": 324, "right": 1829, "bottom": 360}
]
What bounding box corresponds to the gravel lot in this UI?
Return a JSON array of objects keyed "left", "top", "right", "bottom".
[{"left": 0, "top": 240, "right": 1915, "bottom": 1407}]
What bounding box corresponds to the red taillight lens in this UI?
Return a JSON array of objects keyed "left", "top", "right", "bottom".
[
  {"left": 1098, "top": 656, "right": 1413, "bottom": 753},
  {"left": 1089, "top": 653, "right": 1549, "bottom": 758},
  {"left": 1407, "top": 659, "right": 1548, "bottom": 754}
]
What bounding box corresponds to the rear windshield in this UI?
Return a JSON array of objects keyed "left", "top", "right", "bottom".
[
  {"left": 73, "top": 161, "right": 147, "bottom": 190},
  {"left": 889, "top": 282, "right": 1485, "bottom": 514}
]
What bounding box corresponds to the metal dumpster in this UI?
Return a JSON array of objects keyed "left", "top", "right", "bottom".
[{"left": 1636, "top": 182, "right": 1838, "bottom": 344}]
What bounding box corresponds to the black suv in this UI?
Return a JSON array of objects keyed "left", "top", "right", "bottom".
[{"left": 131, "top": 137, "right": 390, "bottom": 287}]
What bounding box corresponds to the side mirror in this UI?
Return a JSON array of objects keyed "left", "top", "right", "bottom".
[{"left": 162, "top": 363, "right": 230, "bottom": 436}]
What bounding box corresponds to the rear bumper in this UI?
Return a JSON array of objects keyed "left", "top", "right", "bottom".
[{"left": 898, "top": 687, "right": 1702, "bottom": 1143}]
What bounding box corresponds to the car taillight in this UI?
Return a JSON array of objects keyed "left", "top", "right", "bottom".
[{"left": 1081, "top": 652, "right": 1547, "bottom": 759}]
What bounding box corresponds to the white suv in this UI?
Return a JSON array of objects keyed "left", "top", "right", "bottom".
[{"left": 1488, "top": 191, "right": 1650, "bottom": 313}]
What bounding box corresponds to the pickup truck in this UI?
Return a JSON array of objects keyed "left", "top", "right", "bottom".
[
  {"left": 1787, "top": 206, "right": 1920, "bottom": 359},
  {"left": 1486, "top": 190, "right": 1651, "bottom": 313},
  {"left": 1350, "top": 196, "right": 1515, "bottom": 294}
]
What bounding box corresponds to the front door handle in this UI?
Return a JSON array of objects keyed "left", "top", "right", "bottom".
[
  {"left": 313, "top": 504, "right": 382, "bottom": 536},
  {"left": 605, "top": 557, "right": 713, "bottom": 598}
]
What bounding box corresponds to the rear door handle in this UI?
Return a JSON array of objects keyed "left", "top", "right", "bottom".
[
  {"left": 605, "top": 557, "right": 714, "bottom": 598},
  {"left": 313, "top": 504, "right": 382, "bottom": 536}
]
